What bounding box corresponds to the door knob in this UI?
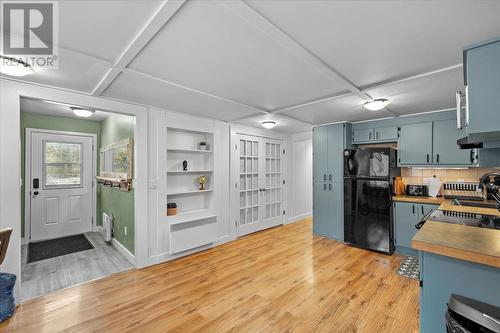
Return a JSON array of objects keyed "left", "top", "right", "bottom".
[{"left": 33, "top": 191, "right": 39, "bottom": 195}]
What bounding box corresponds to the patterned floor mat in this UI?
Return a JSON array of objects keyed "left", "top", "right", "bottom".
[{"left": 395, "top": 256, "right": 420, "bottom": 280}]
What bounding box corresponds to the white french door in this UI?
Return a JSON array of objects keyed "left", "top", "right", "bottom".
[
  {"left": 237, "top": 135, "right": 283, "bottom": 236},
  {"left": 28, "top": 130, "right": 94, "bottom": 241}
]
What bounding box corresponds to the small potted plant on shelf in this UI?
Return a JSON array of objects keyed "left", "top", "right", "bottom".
[{"left": 199, "top": 142, "right": 208, "bottom": 151}]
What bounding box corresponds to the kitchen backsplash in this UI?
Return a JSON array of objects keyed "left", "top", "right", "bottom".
[{"left": 401, "top": 167, "right": 500, "bottom": 185}]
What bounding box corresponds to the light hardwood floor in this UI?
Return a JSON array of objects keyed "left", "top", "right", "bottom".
[
  {"left": 21, "top": 232, "right": 133, "bottom": 301},
  {"left": 1, "top": 218, "right": 419, "bottom": 332}
]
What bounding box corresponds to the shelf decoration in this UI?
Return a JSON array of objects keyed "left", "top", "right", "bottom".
[
  {"left": 167, "top": 202, "right": 177, "bottom": 216},
  {"left": 199, "top": 142, "right": 208, "bottom": 151},
  {"left": 96, "top": 138, "right": 133, "bottom": 192},
  {"left": 198, "top": 175, "right": 207, "bottom": 191}
]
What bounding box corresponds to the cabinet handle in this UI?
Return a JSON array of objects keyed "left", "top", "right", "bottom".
[
  {"left": 456, "top": 91, "right": 462, "bottom": 129},
  {"left": 324, "top": 183, "right": 327, "bottom": 190},
  {"left": 436, "top": 154, "right": 440, "bottom": 164},
  {"left": 324, "top": 174, "right": 327, "bottom": 181},
  {"left": 426, "top": 154, "right": 430, "bottom": 163},
  {"left": 376, "top": 131, "right": 379, "bottom": 139},
  {"left": 329, "top": 174, "right": 332, "bottom": 182},
  {"left": 329, "top": 183, "right": 332, "bottom": 191},
  {"left": 412, "top": 205, "right": 415, "bottom": 214},
  {"left": 369, "top": 132, "right": 372, "bottom": 140},
  {"left": 470, "top": 150, "right": 474, "bottom": 164},
  {"left": 421, "top": 205, "right": 424, "bottom": 215}
]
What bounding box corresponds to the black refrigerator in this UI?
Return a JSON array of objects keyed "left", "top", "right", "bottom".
[{"left": 343, "top": 148, "right": 400, "bottom": 254}]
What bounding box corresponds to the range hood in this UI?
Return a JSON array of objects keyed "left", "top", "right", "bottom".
[{"left": 458, "top": 131, "right": 500, "bottom": 149}]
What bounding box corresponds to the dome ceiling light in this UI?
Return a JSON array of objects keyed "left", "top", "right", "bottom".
[
  {"left": 261, "top": 121, "right": 277, "bottom": 129},
  {"left": 362, "top": 98, "right": 390, "bottom": 111}
]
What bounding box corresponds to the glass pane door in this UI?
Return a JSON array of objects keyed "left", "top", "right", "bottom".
[
  {"left": 239, "top": 138, "right": 259, "bottom": 226},
  {"left": 264, "top": 141, "right": 281, "bottom": 220}
]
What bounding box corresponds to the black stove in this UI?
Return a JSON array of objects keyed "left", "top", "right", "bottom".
[{"left": 427, "top": 210, "right": 500, "bottom": 230}]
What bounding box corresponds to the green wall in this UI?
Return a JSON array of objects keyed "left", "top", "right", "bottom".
[
  {"left": 20, "top": 112, "right": 101, "bottom": 238},
  {"left": 21, "top": 112, "right": 135, "bottom": 255},
  {"left": 98, "top": 114, "right": 135, "bottom": 254}
]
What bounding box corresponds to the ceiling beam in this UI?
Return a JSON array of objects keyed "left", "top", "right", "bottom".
[
  {"left": 220, "top": 1, "right": 373, "bottom": 102},
  {"left": 122, "top": 68, "right": 270, "bottom": 115},
  {"left": 270, "top": 64, "right": 463, "bottom": 116},
  {"left": 91, "top": 0, "right": 186, "bottom": 96}
]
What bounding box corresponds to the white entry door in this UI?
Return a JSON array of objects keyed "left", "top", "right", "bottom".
[
  {"left": 28, "top": 131, "right": 94, "bottom": 241},
  {"left": 237, "top": 135, "right": 284, "bottom": 236}
]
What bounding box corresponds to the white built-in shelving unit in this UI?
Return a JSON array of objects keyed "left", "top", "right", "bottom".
[{"left": 166, "top": 127, "right": 218, "bottom": 253}]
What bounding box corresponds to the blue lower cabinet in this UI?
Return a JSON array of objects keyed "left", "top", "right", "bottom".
[
  {"left": 313, "top": 181, "right": 343, "bottom": 241},
  {"left": 313, "top": 181, "right": 330, "bottom": 236},
  {"left": 394, "top": 202, "right": 438, "bottom": 256},
  {"left": 394, "top": 202, "right": 419, "bottom": 256},
  {"left": 420, "top": 252, "right": 500, "bottom": 333}
]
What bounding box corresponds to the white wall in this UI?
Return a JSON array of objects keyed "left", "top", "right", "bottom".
[{"left": 288, "top": 131, "right": 312, "bottom": 223}]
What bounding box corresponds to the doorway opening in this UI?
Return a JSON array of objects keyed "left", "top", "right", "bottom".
[{"left": 20, "top": 97, "right": 136, "bottom": 301}]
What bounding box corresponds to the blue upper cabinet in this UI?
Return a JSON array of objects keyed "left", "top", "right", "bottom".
[
  {"left": 313, "top": 126, "right": 328, "bottom": 182},
  {"left": 352, "top": 126, "right": 398, "bottom": 144},
  {"left": 465, "top": 38, "right": 500, "bottom": 134},
  {"left": 375, "top": 126, "right": 399, "bottom": 142},
  {"left": 352, "top": 128, "right": 374, "bottom": 143},
  {"left": 433, "top": 119, "right": 476, "bottom": 165},
  {"left": 398, "top": 122, "right": 433, "bottom": 165}
]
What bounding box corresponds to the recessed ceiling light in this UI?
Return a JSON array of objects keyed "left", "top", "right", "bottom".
[
  {"left": 362, "top": 98, "right": 390, "bottom": 111},
  {"left": 261, "top": 121, "right": 277, "bottom": 129},
  {"left": 71, "top": 107, "right": 95, "bottom": 118},
  {"left": 0, "top": 55, "right": 35, "bottom": 76}
]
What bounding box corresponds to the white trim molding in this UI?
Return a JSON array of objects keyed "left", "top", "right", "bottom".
[
  {"left": 287, "top": 212, "right": 312, "bottom": 224},
  {"left": 112, "top": 238, "right": 136, "bottom": 266}
]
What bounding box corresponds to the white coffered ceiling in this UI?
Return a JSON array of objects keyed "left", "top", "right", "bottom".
[{"left": 2, "top": 0, "right": 500, "bottom": 132}]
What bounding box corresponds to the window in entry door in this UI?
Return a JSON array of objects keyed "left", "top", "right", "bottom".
[{"left": 43, "top": 141, "right": 83, "bottom": 188}]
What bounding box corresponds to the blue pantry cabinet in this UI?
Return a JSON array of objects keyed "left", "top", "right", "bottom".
[
  {"left": 313, "top": 123, "right": 349, "bottom": 241},
  {"left": 394, "top": 201, "right": 438, "bottom": 256},
  {"left": 465, "top": 38, "right": 500, "bottom": 135}
]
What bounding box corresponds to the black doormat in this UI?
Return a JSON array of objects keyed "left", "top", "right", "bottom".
[{"left": 27, "top": 234, "right": 94, "bottom": 263}]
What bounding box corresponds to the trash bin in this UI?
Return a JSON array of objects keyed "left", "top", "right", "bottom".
[
  {"left": 0, "top": 273, "right": 16, "bottom": 322},
  {"left": 446, "top": 294, "right": 500, "bottom": 333}
]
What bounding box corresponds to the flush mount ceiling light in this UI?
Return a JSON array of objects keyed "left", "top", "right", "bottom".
[
  {"left": 261, "top": 121, "right": 277, "bottom": 129},
  {"left": 362, "top": 98, "right": 390, "bottom": 111},
  {"left": 71, "top": 107, "right": 95, "bottom": 118},
  {"left": 0, "top": 55, "right": 35, "bottom": 76}
]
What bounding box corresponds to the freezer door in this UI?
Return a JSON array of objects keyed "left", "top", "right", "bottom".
[{"left": 344, "top": 178, "right": 393, "bottom": 253}]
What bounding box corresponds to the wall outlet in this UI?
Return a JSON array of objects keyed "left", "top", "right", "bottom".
[{"left": 124, "top": 226, "right": 128, "bottom": 236}]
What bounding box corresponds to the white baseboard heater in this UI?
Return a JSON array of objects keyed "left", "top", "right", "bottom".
[{"left": 102, "top": 213, "right": 113, "bottom": 242}]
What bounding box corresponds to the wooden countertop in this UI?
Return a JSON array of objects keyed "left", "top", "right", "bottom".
[
  {"left": 393, "top": 195, "right": 444, "bottom": 205},
  {"left": 412, "top": 200, "right": 500, "bottom": 268}
]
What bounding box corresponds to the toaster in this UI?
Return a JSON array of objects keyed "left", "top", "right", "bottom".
[{"left": 406, "top": 185, "right": 428, "bottom": 197}]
